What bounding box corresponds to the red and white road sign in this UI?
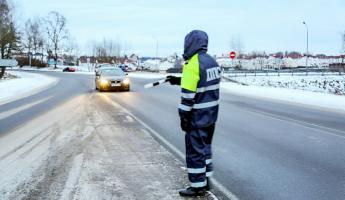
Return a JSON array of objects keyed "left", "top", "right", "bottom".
[{"left": 229, "top": 51, "right": 236, "bottom": 59}]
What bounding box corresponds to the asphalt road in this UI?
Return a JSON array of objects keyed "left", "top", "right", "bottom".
[{"left": 1, "top": 71, "right": 345, "bottom": 200}]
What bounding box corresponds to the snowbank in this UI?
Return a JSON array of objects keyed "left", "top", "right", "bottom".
[
  {"left": 221, "top": 82, "right": 345, "bottom": 113},
  {"left": 141, "top": 59, "right": 175, "bottom": 71},
  {"left": 229, "top": 75, "right": 345, "bottom": 95},
  {"left": 17, "top": 66, "right": 95, "bottom": 75},
  {"left": 217, "top": 57, "right": 343, "bottom": 69},
  {"left": 0, "top": 71, "right": 58, "bottom": 105}
]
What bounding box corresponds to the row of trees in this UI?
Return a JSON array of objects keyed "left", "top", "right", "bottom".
[
  {"left": 1, "top": 0, "right": 131, "bottom": 76},
  {"left": 87, "top": 38, "right": 130, "bottom": 63},
  {"left": 23, "top": 11, "right": 69, "bottom": 68},
  {"left": 229, "top": 32, "right": 345, "bottom": 69},
  {"left": 230, "top": 31, "right": 345, "bottom": 56},
  {"left": 1, "top": 0, "right": 70, "bottom": 71}
]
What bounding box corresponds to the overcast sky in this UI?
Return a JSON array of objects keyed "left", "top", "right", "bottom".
[{"left": 15, "top": 0, "right": 345, "bottom": 57}]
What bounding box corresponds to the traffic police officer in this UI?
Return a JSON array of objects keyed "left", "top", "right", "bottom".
[{"left": 168, "top": 30, "right": 221, "bottom": 197}]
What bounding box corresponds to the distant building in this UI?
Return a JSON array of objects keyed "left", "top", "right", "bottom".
[{"left": 129, "top": 54, "right": 139, "bottom": 63}]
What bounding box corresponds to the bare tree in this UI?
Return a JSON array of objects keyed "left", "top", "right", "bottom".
[
  {"left": 45, "top": 11, "right": 68, "bottom": 68},
  {"left": 24, "top": 20, "right": 33, "bottom": 55},
  {"left": 122, "top": 41, "right": 131, "bottom": 56},
  {"left": 23, "top": 18, "right": 45, "bottom": 65},
  {"left": 90, "top": 38, "right": 124, "bottom": 63},
  {"left": 114, "top": 41, "right": 122, "bottom": 57},
  {"left": 105, "top": 38, "right": 114, "bottom": 57},
  {"left": 103, "top": 38, "right": 124, "bottom": 57},
  {"left": 64, "top": 36, "right": 79, "bottom": 65},
  {"left": 24, "top": 18, "right": 44, "bottom": 54}
]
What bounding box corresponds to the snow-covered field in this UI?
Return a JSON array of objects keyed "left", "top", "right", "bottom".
[
  {"left": 227, "top": 74, "right": 345, "bottom": 95},
  {"left": 127, "top": 72, "right": 345, "bottom": 113},
  {"left": 17, "top": 65, "right": 96, "bottom": 75},
  {"left": 0, "top": 71, "right": 58, "bottom": 105},
  {"left": 221, "top": 82, "right": 345, "bottom": 113},
  {"left": 19, "top": 65, "right": 63, "bottom": 72},
  {"left": 142, "top": 59, "right": 175, "bottom": 71},
  {"left": 217, "top": 56, "right": 343, "bottom": 69},
  {"left": 1, "top": 72, "right": 18, "bottom": 80}
]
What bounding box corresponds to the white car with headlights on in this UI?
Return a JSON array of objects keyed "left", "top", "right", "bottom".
[{"left": 95, "top": 67, "right": 130, "bottom": 92}]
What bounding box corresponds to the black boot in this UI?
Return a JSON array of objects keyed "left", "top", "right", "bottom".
[
  {"left": 206, "top": 177, "right": 212, "bottom": 191},
  {"left": 179, "top": 186, "right": 206, "bottom": 197}
]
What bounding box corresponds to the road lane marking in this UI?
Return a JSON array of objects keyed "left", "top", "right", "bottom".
[
  {"left": 0, "top": 96, "right": 53, "bottom": 121},
  {"left": 101, "top": 94, "right": 239, "bottom": 200},
  {"left": 238, "top": 107, "right": 345, "bottom": 139}
]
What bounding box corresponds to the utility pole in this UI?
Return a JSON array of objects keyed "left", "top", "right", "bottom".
[
  {"left": 302, "top": 21, "right": 309, "bottom": 68},
  {"left": 29, "top": 52, "right": 32, "bottom": 67},
  {"left": 153, "top": 37, "right": 159, "bottom": 70}
]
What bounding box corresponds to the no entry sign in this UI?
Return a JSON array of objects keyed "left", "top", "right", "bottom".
[{"left": 229, "top": 51, "right": 236, "bottom": 59}]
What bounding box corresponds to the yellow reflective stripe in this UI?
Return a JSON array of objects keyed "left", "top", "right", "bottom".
[{"left": 181, "top": 54, "right": 200, "bottom": 92}]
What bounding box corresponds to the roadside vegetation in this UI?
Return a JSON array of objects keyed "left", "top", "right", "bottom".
[{"left": 0, "top": 0, "right": 133, "bottom": 79}]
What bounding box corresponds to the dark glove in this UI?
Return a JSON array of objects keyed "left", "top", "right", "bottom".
[
  {"left": 180, "top": 117, "right": 191, "bottom": 132},
  {"left": 166, "top": 75, "right": 181, "bottom": 85}
]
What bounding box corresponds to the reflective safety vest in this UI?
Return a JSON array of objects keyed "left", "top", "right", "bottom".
[{"left": 179, "top": 51, "right": 221, "bottom": 128}]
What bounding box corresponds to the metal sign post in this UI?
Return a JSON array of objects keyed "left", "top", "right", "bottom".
[{"left": 230, "top": 51, "right": 236, "bottom": 68}]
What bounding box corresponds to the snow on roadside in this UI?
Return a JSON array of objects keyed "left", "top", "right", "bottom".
[
  {"left": 17, "top": 66, "right": 182, "bottom": 77},
  {"left": 13, "top": 66, "right": 96, "bottom": 75},
  {"left": 228, "top": 75, "right": 345, "bottom": 95},
  {"left": 1, "top": 72, "right": 18, "bottom": 80},
  {"left": 19, "top": 65, "right": 63, "bottom": 72},
  {"left": 221, "top": 82, "right": 345, "bottom": 113},
  {"left": 128, "top": 72, "right": 345, "bottom": 113},
  {"left": 0, "top": 71, "right": 58, "bottom": 105}
]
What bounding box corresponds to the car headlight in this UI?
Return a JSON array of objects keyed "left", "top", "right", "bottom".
[
  {"left": 100, "top": 79, "right": 108, "bottom": 85},
  {"left": 122, "top": 78, "right": 130, "bottom": 85}
]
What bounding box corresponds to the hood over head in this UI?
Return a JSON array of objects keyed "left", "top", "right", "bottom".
[{"left": 183, "top": 30, "right": 208, "bottom": 60}]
